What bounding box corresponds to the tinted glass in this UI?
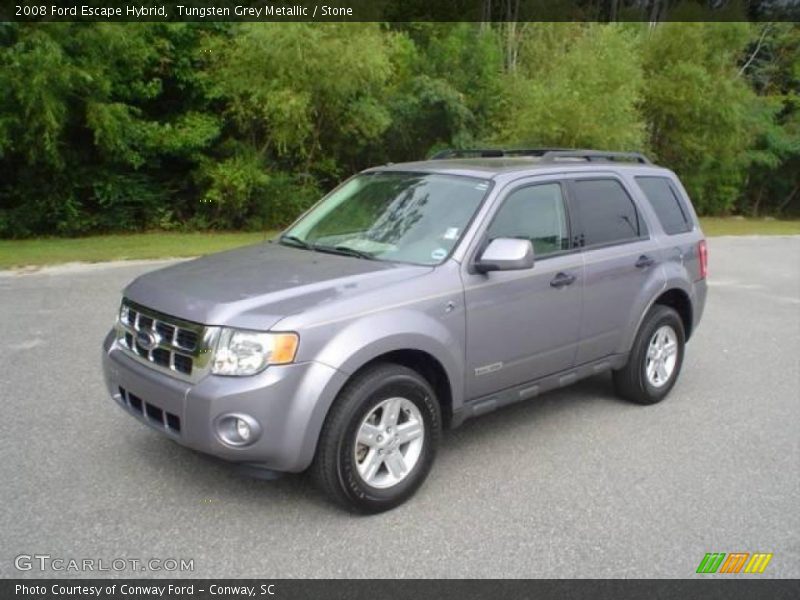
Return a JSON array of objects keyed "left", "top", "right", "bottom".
[
  {"left": 283, "top": 172, "right": 489, "bottom": 266},
  {"left": 487, "top": 183, "right": 569, "bottom": 257},
  {"left": 636, "top": 177, "right": 692, "bottom": 235},
  {"left": 571, "top": 179, "right": 642, "bottom": 246}
]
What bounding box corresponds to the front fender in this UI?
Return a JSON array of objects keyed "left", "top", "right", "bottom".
[
  {"left": 314, "top": 308, "right": 465, "bottom": 405},
  {"left": 285, "top": 308, "right": 465, "bottom": 470}
]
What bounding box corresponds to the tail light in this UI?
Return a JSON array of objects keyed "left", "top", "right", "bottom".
[{"left": 698, "top": 240, "right": 708, "bottom": 279}]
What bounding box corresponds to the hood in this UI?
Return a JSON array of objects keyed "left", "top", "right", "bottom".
[{"left": 124, "top": 242, "right": 431, "bottom": 330}]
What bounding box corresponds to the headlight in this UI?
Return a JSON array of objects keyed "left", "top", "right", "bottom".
[
  {"left": 212, "top": 329, "right": 299, "bottom": 376},
  {"left": 119, "top": 302, "right": 130, "bottom": 325}
]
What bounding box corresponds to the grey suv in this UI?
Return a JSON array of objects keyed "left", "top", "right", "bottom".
[{"left": 102, "top": 149, "right": 708, "bottom": 512}]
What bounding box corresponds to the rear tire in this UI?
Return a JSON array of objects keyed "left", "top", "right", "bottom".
[
  {"left": 613, "top": 305, "right": 685, "bottom": 405},
  {"left": 312, "top": 363, "right": 441, "bottom": 513}
]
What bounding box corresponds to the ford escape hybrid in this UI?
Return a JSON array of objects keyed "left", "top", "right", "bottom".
[{"left": 102, "top": 149, "right": 708, "bottom": 512}]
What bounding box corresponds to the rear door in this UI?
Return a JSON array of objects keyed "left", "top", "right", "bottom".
[
  {"left": 567, "top": 175, "right": 664, "bottom": 364},
  {"left": 462, "top": 180, "right": 583, "bottom": 399}
]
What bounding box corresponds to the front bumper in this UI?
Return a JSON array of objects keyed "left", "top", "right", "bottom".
[{"left": 101, "top": 330, "right": 347, "bottom": 473}]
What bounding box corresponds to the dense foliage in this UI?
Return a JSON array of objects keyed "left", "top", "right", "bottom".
[{"left": 0, "top": 22, "right": 797, "bottom": 237}]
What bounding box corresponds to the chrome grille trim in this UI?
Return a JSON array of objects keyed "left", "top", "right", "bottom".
[{"left": 116, "top": 299, "right": 219, "bottom": 383}]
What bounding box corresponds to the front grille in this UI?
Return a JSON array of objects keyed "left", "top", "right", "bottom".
[
  {"left": 116, "top": 299, "right": 216, "bottom": 382},
  {"left": 119, "top": 387, "right": 181, "bottom": 434},
  {"left": 176, "top": 329, "right": 198, "bottom": 351},
  {"left": 155, "top": 322, "right": 175, "bottom": 340},
  {"left": 173, "top": 354, "right": 192, "bottom": 374}
]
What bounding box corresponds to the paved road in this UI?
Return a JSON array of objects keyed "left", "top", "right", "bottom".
[{"left": 1, "top": 237, "right": 798, "bottom": 579}]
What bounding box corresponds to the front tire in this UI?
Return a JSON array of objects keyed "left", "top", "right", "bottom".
[
  {"left": 312, "top": 363, "right": 441, "bottom": 513},
  {"left": 613, "top": 305, "right": 685, "bottom": 405}
]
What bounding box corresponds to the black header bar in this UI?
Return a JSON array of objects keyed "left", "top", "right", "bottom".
[{"left": 3, "top": 0, "right": 799, "bottom": 22}]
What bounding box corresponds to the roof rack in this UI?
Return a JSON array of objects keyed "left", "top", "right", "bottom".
[
  {"left": 431, "top": 148, "right": 651, "bottom": 164},
  {"left": 540, "top": 150, "right": 651, "bottom": 164},
  {"left": 431, "top": 148, "right": 569, "bottom": 159}
]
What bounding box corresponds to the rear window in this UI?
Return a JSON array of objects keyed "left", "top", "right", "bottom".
[
  {"left": 636, "top": 177, "right": 692, "bottom": 235},
  {"left": 570, "top": 179, "right": 644, "bottom": 247}
]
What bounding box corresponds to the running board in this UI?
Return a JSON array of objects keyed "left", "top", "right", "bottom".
[{"left": 452, "top": 355, "right": 624, "bottom": 427}]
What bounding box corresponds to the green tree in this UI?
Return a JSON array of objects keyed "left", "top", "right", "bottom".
[
  {"left": 0, "top": 22, "right": 795, "bottom": 238},
  {"left": 383, "top": 23, "right": 504, "bottom": 159},
  {"left": 495, "top": 23, "right": 645, "bottom": 151},
  {"left": 197, "top": 23, "right": 396, "bottom": 228},
  {"left": 0, "top": 23, "right": 221, "bottom": 236},
  {"left": 641, "top": 22, "right": 767, "bottom": 214},
  {"left": 738, "top": 23, "right": 800, "bottom": 217}
]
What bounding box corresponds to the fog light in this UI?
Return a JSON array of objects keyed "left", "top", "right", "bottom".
[
  {"left": 215, "top": 413, "right": 261, "bottom": 447},
  {"left": 236, "top": 419, "right": 251, "bottom": 442}
]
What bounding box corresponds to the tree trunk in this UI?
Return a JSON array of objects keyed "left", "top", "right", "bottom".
[
  {"left": 751, "top": 185, "right": 764, "bottom": 218},
  {"left": 776, "top": 183, "right": 799, "bottom": 216},
  {"left": 503, "top": 0, "right": 522, "bottom": 73},
  {"left": 610, "top": 0, "right": 619, "bottom": 21},
  {"left": 480, "top": 0, "right": 491, "bottom": 27},
  {"left": 649, "top": 0, "right": 665, "bottom": 23}
]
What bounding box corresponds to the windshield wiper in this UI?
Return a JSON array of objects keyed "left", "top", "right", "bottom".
[
  {"left": 280, "top": 236, "right": 375, "bottom": 260},
  {"left": 314, "top": 245, "right": 376, "bottom": 260},
  {"left": 279, "top": 235, "right": 313, "bottom": 250}
]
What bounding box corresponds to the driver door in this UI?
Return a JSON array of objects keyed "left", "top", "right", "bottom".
[{"left": 462, "top": 181, "right": 584, "bottom": 400}]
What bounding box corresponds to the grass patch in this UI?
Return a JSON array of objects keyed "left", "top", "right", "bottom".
[
  {"left": 699, "top": 217, "right": 800, "bottom": 237},
  {"left": 0, "top": 231, "right": 276, "bottom": 270},
  {"left": 0, "top": 219, "right": 798, "bottom": 270}
]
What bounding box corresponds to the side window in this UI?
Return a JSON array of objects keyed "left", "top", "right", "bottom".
[
  {"left": 570, "top": 179, "right": 644, "bottom": 247},
  {"left": 487, "top": 183, "right": 569, "bottom": 257},
  {"left": 636, "top": 176, "right": 692, "bottom": 235}
]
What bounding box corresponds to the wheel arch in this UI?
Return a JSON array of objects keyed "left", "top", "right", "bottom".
[
  {"left": 311, "top": 308, "right": 464, "bottom": 416},
  {"left": 653, "top": 288, "right": 693, "bottom": 340},
  {"left": 296, "top": 345, "right": 457, "bottom": 473},
  {"left": 295, "top": 310, "right": 464, "bottom": 471},
  {"left": 343, "top": 349, "right": 455, "bottom": 428},
  {"left": 620, "top": 283, "right": 695, "bottom": 356}
]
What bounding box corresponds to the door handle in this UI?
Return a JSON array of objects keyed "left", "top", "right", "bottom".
[
  {"left": 550, "top": 272, "right": 576, "bottom": 288},
  {"left": 635, "top": 255, "right": 656, "bottom": 269}
]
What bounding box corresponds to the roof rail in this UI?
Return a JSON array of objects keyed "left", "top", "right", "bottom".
[
  {"left": 431, "top": 148, "right": 570, "bottom": 159},
  {"left": 431, "top": 148, "right": 652, "bottom": 164},
  {"left": 540, "top": 150, "right": 651, "bottom": 164}
]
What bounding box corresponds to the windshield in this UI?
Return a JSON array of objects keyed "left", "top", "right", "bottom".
[{"left": 281, "top": 172, "right": 490, "bottom": 266}]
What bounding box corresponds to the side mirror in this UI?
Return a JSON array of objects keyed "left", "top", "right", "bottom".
[{"left": 475, "top": 238, "right": 534, "bottom": 273}]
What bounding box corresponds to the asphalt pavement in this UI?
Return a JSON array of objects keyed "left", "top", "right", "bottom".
[{"left": 1, "top": 236, "right": 798, "bottom": 578}]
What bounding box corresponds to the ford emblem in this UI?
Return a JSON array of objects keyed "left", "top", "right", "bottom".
[{"left": 136, "top": 330, "right": 157, "bottom": 351}]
